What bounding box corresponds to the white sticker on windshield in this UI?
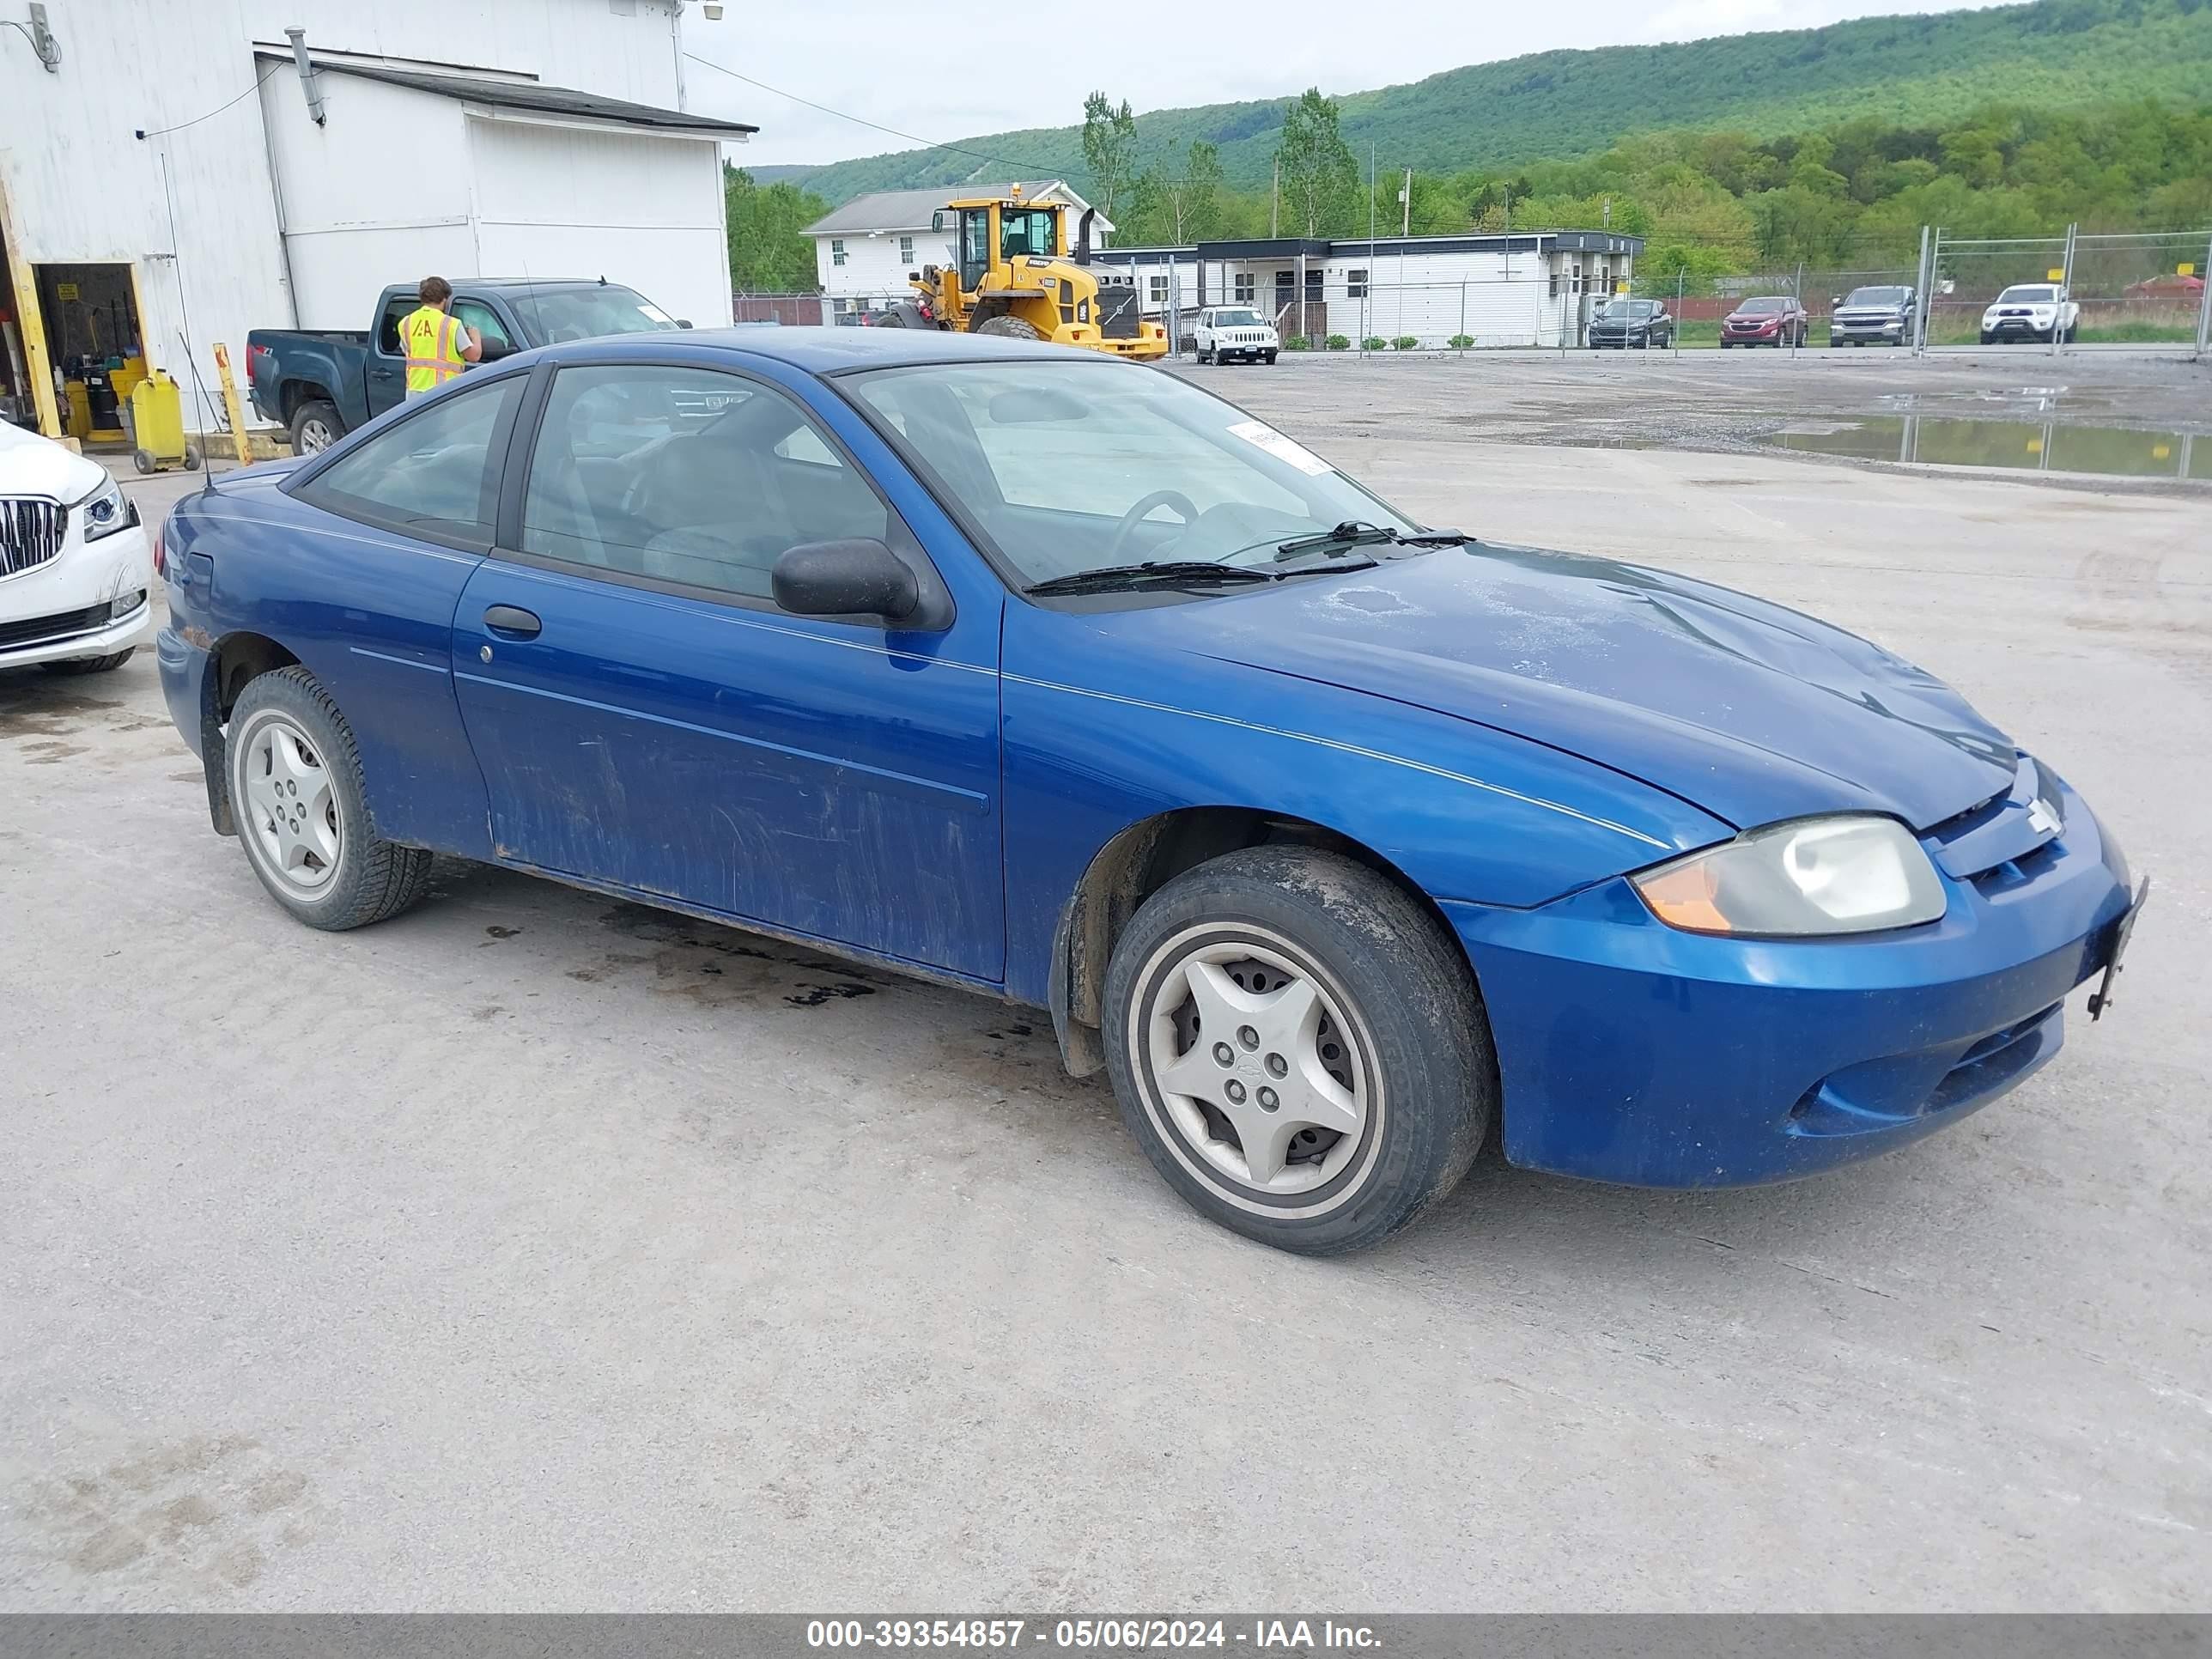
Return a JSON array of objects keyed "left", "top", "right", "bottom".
[
  {"left": 639, "top": 304, "right": 674, "bottom": 324},
  {"left": 1227, "top": 419, "right": 1333, "bottom": 476}
]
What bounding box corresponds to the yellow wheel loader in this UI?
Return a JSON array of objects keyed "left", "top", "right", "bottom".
[{"left": 876, "top": 188, "right": 1169, "bottom": 360}]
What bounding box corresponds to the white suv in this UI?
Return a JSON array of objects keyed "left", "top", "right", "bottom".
[
  {"left": 1194, "top": 307, "right": 1279, "bottom": 365},
  {"left": 1, "top": 422, "right": 154, "bottom": 676},
  {"left": 1980, "top": 283, "right": 2080, "bottom": 344}
]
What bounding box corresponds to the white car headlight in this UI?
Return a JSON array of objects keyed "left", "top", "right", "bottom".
[
  {"left": 1632, "top": 815, "right": 1948, "bottom": 937},
  {"left": 75, "top": 477, "right": 136, "bottom": 543}
]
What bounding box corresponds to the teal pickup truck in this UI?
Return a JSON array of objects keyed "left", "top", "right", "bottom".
[{"left": 246, "top": 278, "right": 689, "bottom": 453}]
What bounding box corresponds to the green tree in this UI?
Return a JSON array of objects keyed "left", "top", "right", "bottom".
[
  {"left": 1274, "top": 88, "right": 1358, "bottom": 237},
  {"left": 1082, "top": 92, "right": 1139, "bottom": 223},
  {"left": 725, "top": 167, "right": 830, "bottom": 292}
]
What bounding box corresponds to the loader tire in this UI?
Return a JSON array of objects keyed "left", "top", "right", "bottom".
[{"left": 975, "top": 315, "right": 1042, "bottom": 340}]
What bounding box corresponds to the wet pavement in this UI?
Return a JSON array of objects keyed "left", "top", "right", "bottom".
[{"left": 1170, "top": 349, "right": 2212, "bottom": 487}]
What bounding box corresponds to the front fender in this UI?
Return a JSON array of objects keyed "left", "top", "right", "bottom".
[{"left": 1000, "top": 606, "right": 1729, "bottom": 1007}]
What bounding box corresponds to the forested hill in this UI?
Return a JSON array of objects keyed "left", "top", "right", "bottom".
[{"left": 778, "top": 0, "right": 2212, "bottom": 205}]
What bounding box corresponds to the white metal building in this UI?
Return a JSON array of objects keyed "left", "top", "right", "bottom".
[
  {"left": 1095, "top": 231, "right": 1644, "bottom": 349},
  {"left": 1, "top": 0, "right": 752, "bottom": 441},
  {"left": 804, "top": 182, "right": 1108, "bottom": 317}
]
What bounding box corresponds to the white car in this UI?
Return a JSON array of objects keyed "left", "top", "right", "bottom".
[
  {"left": 1980, "top": 283, "right": 2080, "bottom": 344},
  {"left": 1194, "top": 306, "right": 1279, "bottom": 365},
  {"left": 1, "top": 421, "right": 154, "bottom": 676}
]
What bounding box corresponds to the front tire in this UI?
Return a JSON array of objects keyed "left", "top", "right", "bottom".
[
  {"left": 226, "top": 667, "right": 432, "bottom": 932},
  {"left": 1103, "top": 847, "right": 1495, "bottom": 1255},
  {"left": 40, "top": 649, "right": 135, "bottom": 676}
]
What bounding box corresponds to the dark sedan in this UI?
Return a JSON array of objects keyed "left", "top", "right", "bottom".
[
  {"left": 1588, "top": 299, "right": 1674, "bottom": 349},
  {"left": 1721, "top": 296, "right": 1809, "bottom": 348}
]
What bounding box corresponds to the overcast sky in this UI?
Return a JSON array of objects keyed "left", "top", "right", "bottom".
[{"left": 682, "top": 0, "right": 1993, "bottom": 169}]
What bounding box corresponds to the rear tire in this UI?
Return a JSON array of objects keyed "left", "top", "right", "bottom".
[
  {"left": 40, "top": 649, "right": 135, "bottom": 676},
  {"left": 1103, "top": 846, "right": 1494, "bottom": 1255},
  {"left": 226, "top": 666, "right": 433, "bottom": 933},
  {"left": 289, "top": 399, "right": 343, "bottom": 456},
  {"left": 974, "top": 314, "right": 1042, "bottom": 340}
]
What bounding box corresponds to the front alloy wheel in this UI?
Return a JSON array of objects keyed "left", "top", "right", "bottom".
[{"left": 1103, "top": 847, "right": 1495, "bottom": 1254}]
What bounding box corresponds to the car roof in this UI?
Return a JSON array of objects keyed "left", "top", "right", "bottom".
[{"left": 617, "top": 325, "right": 1119, "bottom": 374}]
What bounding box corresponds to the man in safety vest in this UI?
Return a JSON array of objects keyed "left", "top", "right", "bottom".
[{"left": 398, "top": 276, "right": 482, "bottom": 397}]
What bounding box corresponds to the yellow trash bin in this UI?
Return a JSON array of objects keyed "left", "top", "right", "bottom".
[{"left": 129, "top": 370, "right": 200, "bottom": 473}]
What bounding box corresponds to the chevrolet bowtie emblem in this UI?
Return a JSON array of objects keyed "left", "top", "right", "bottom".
[{"left": 2027, "top": 797, "right": 2061, "bottom": 836}]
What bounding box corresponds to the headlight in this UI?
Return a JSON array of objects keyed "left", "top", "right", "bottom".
[
  {"left": 75, "top": 477, "right": 136, "bottom": 542},
  {"left": 1632, "top": 815, "right": 1948, "bottom": 937}
]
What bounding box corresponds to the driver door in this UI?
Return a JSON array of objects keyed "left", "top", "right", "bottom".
[{"left": 450, "top": 359, "right": 1006, "bottom": 981}]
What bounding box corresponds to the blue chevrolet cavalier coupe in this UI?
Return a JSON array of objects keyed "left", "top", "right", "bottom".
[{"left": 155, "top": 329, "right": 2145, "bottom": 1254}]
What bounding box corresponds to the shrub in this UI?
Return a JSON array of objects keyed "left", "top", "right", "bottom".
[
  {"left": 1448, "top": 333, "right": 1475, "bottom": 349},
  {"left": 1361, "top": 336, "right": 1388, "bottom": 351},
  {"left": 1326, "top": 333, "right": 1351, "bottom": 350},
  {"left": 1392, "top": 335, "right": 1419, "bottom": 350}
]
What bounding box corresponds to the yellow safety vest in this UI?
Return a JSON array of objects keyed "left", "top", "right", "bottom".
[{"left": 398, "top": 305, "right": 466, "bottom": 396}]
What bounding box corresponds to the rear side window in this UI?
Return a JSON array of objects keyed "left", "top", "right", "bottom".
[
  {"left": 294, "top": 375, "right": 521, "bottom": 546},
  {"left": 375, "top": 296, "right": 415, "bottom": 356}
]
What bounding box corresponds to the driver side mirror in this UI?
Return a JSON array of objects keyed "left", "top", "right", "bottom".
[{"left": 773, "top": 538, "right": 921, "bottom": 623}]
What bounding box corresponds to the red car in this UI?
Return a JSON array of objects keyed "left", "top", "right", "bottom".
[{"left": 1721, "top": 295, "right": 1809, "bottom": 348}]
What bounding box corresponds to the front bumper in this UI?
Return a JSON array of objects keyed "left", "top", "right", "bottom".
[
  {"left": 1445, "top": 772, "right": 2136, "bottom": 1188},
  {"left": 0, "top": 518, "right": 155, "bottom": 668}
]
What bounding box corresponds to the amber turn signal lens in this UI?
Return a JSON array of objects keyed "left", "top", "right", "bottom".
[{"left": 1638, "top": 860, "right": 1732, "bottom": 933}]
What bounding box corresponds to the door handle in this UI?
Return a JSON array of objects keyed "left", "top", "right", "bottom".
[{"left": 483, "top": 605, "right": 542, "bottom": 640}]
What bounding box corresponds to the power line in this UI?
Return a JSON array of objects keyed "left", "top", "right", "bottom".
[
  {"left": 681, "top": 52, "right": 1075, "bottom": 181},
  {"left": 135, "top": 59, "right": 283, "bottom": 140}
]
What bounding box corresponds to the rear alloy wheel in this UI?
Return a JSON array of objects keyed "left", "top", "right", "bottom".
[
  {"left": 227, "top": 667, "right": 432, "bottom": 931},
  {"left": 289, "top": 399, "right": 342, "bottom": 455},
  {"left": 1104, "top": 847, "right": 1494, "bottom": 1255}
]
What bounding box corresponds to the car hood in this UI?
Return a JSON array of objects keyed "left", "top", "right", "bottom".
[
  {"left": 1141, "top": 544, "right": 2018, "bottom": 832},
  {"left": 0, "top": 418, "right": 106, "bottom": 501}
]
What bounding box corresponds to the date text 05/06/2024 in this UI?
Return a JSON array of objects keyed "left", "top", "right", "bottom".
[{"left": 805, "top": 1620, "right": 1383, "bottom": 1650}]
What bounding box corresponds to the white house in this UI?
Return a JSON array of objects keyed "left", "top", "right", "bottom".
[
  {"left": 1, "top": 0, "right": 753, "bottom": 441},
  {"left": 804, "top": 181, "right": 1109, "bottom": 317},
  {"left": 1093, "top": 231, "right": 1644, "bottom": 349}
]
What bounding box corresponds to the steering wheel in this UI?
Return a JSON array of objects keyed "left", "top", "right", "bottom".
[{"left": 1105, "top": 489, "right": 1200, "bottom": 562}]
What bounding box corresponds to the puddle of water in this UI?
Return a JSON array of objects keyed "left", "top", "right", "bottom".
[{"left": 1765, "top": 415, "right": 2210, "bottom": 480}]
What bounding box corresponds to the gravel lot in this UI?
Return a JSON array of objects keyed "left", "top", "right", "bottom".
[{"left": 3, "top": 355, "right": 2207, "bottom": 1611}]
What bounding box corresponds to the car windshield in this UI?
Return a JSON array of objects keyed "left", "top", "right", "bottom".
[
  {"left": 1735, "top": 298, "right": 1790, "bottom": 314},
  {"left": 1999, "top": 285, "right": 2057, "bottom": 303},
  {"left": 1212, "top": 308, "right": 1262, "bottom": 327},
  {"left": 509, "top": 285, "right": 679, "bottom": 343},
  {"left": 845, "top": 361, "right": 1419, "bottom": 586},
  {"left": 1844, "top": 287, "right": 1909, "bottom": 306}
]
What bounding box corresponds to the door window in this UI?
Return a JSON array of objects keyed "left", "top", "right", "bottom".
[
  {"left": 516, "top": 364, "right": 890, "bottom": 605},
  {"left": 293, "top": 374, "right": 521, "bottom": 544},
  {"left": 453, "top": 300, "right": 514, "bottom": 356}
]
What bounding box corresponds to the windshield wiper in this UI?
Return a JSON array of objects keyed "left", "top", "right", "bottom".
[
  {"left": 1024, "top": 561, "right": 1282, "bottom": 597},
  {"left": 1273, "top": 521, "right": 1473, "bottom": 561}
]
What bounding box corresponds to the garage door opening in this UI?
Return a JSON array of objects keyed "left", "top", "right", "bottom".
[{"left": 32, "top": 263, "right": 149, "bottom": 452}]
